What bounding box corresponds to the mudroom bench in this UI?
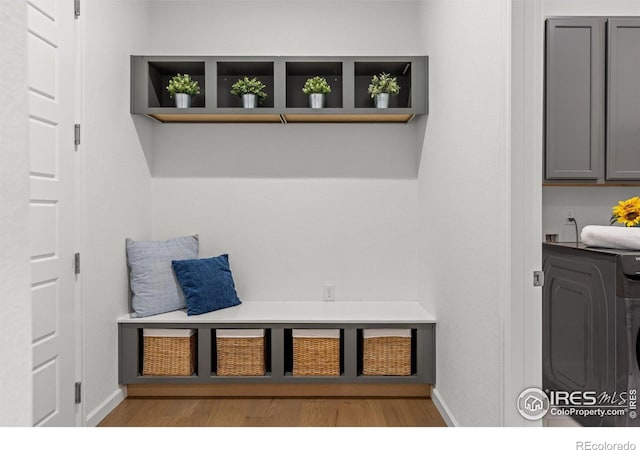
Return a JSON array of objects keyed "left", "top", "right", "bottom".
[{"left": 118, "top": 301, "right": 436, "bottom": 396}]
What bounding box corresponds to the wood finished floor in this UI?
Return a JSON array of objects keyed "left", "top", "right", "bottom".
[{"left": 98, "top": 397, "right": 447, "bottom": 427}]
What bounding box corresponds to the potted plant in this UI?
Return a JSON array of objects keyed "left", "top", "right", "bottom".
[
  {"left": 166, "top": 73, "right": 200, "bottom": 109},
  {"left": 367, "top": 72, "right": 401, "bottom": 108},
  {"left": 230, "top": 76, "right": 268, "bottom": 108},
  {"left": 302, "top": 76, "right": 331, "bottom": 109}
]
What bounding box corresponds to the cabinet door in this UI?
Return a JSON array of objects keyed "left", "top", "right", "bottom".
[
  {"left": 545, "top": 18, "right": 606, "bottom": 180},
  {"left": 607, "top": 19, "right": 640, "bottom": 180}
]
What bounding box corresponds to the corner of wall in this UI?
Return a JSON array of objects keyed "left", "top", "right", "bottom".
[
  {"left": 81, "top": 0, "right": 154, "bottom": 424},
  {"left": 431, "top": 387, "right": 461, "bottom": 427},
  {"left": 85, "top": 386, "right": 127, "bottom": 427}
]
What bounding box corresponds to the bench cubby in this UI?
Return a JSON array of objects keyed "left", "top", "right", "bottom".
[{"left": 118, "top": 301, "right": 435, "bottom": 386}]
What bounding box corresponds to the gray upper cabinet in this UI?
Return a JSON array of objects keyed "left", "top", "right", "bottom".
[
  {"left": 607, "top": 19, "right": 640, "bottom": 180},
  {"left": 545, "top": 18, "right": 606, "bottom": 181},
  {"left": 130, "top": 55, "right": 428, "bottom": 124}
]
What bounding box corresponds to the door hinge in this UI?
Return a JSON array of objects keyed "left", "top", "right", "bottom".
[
  {"left": 533, "top": 270, "right": 544, "bottom": 287},
  {"left": 75, "top": 382, "right": 82, "bottom": 404},
  {"left": 74, "top": 124, "right": 81, "bottom": 148},
  {"left": 74, "top": 0, "right": 80, "bottom": 19},
  {"left": 74, "top": 253, "right": 80, "bottom": 275}
]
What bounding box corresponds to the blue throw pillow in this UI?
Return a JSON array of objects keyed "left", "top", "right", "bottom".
[
  {"left": 171, "top": 255, "right": 242, "bottom": 316},
  {"left": 126, "top": 235, "right": 199, "bottom": 318}
]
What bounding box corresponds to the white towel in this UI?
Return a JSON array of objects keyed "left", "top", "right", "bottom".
[{"left": 581, "top": 225, "right": 640, "bottom": 250}]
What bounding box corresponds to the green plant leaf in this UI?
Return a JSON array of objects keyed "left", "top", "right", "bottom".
[
  {"left": 302, "top": 76, "right": 331, "bottom": 95},
  {"left": 166, "top": 73, "right": 200, "bottom": 98},
  {"left": 230, "top": 76, "right": 268, "bottom": 100},
  {"left": 367, "top": 72, "right": 400, "bottom": 98}
]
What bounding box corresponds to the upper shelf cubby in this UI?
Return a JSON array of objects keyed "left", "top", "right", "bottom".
[
  {"left": 285, "top": 60, "right": 343, "bottom": 108},
  {"left": 354, "top": 60, "right": 412, "bottom": 109},
  {"left": 131, "top": 55, "right": 428, "bottom": 123},
  {"left": 148, "top": 60, "right": 206, "bottom": 108},
  {"left": 217, "top": 60, "right": 275, "bottom": 109}
]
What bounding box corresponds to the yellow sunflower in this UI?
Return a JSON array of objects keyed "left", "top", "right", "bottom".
[{"left": 611, "top": 196, "right": 640, "bottom": 227}]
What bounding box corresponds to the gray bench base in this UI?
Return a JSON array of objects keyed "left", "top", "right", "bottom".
[{"left": 118, "top": 302, "right": 436, "bottom": 386}]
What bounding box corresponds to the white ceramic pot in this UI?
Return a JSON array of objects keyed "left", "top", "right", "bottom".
[
  {"left": 309, "top": 93, "right": 325, "bottom": 109},
  {"left": 175, "top": 93, "right": 191, "bottom": 108},
  {"left": 374, "top": 93, "right": 390, "bottom": 109},
  {"left": 242, "top": 93, "right": 257, "bottom": 108}
]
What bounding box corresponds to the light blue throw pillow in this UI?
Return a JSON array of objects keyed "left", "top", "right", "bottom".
[
  {"left": 171, "top": 254, "right": 242, "bottom": 316},
  {"left": 126, "top": 235, "right": 199, "bottom": 318}
]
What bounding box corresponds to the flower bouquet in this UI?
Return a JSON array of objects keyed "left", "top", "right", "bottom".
[{"left": 611, "top": 196, "right": 640, "bottom": 227}]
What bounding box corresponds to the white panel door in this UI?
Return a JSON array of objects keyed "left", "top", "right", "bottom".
[{"left": 27, "top": 0, "right": 78, "bottom": 426}]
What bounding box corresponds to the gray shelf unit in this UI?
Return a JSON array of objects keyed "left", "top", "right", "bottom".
[
  {"left": 545, "top": 17, "right": 640, "bottom": 183},
  {"left": 130, "top": 55, "right": 428, "bottom": 124},
  {"left": 118, "top": 321, "right": 435, "bottom": 385}
]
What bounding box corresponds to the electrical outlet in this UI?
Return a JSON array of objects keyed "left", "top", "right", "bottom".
[
  {"left": 566, "top": 208, "right": 575, "bottom": 223},
  {"left": 323, "top": 283, "right": 335, "bottom": 301}
]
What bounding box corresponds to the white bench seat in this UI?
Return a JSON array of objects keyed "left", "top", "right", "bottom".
[{"left": 118, "top": 300, "right": 436, "bottom": 324}]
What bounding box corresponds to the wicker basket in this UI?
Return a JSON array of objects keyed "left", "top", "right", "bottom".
[
  {"left": 216, "top": 329, "right": 266, "bottom": 376},
  {"left": 142, "top": 329, "right": 196, "bottom": 376},
  {"left": 363, "top": 329, "right": 412, "bottom": 376},
  {"left": 292, "top": 329, "right": 340, "bottom": 376}
]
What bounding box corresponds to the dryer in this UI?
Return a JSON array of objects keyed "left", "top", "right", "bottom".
[{"left": 543, "top": 243, "right": 640, "bottom": 426}]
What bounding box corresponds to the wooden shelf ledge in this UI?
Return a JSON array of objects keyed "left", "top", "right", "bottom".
[
  {"left": 148, "top": 113, "right": 415, "bottom": 124},
  {"left": 149, "top": 113, "right": 282, "bottom": 123},
  {"left": 283, "top": 113, "right": 414, "bottom": 123}
]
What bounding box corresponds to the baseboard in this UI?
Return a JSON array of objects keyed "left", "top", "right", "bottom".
[
  {"left": 126, "top": 383, "right": 431, "bottom": 398},
  {"left": 431, "top": 387, "right": 460, "bottom": 427},
  {"left": 85, "top": 386, "right": 127, "bottom": 427}
]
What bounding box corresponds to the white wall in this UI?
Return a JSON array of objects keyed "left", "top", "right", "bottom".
[
  {"left": 151, "top": 123, "right": 422, "bottom": 179},
  {"left": 541, "top": 0, "right": 640, "bottom": 240},
  {"left": 0, "top": 0, "right": 32, "bottom": 426},
  {"left": 543, "top": 186, "right": 640, "bottom": 241},
  {"left": 81, "top": 0, "right": 153, "bottom": 425},
  {"left": 147, "top": 1, "right": 423, "bottom": 56},
  {"left": 544, "top": 0, "right": 640, "bottom": 16},
  {"left": 417, "top": 0, "right": 511, "bottom": 426},
  {"left": 148, "top": 1, "right": 423, "bottom": 303},
  {"left": 153, "top": 179, "right": 418, "bottom": 302}
]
